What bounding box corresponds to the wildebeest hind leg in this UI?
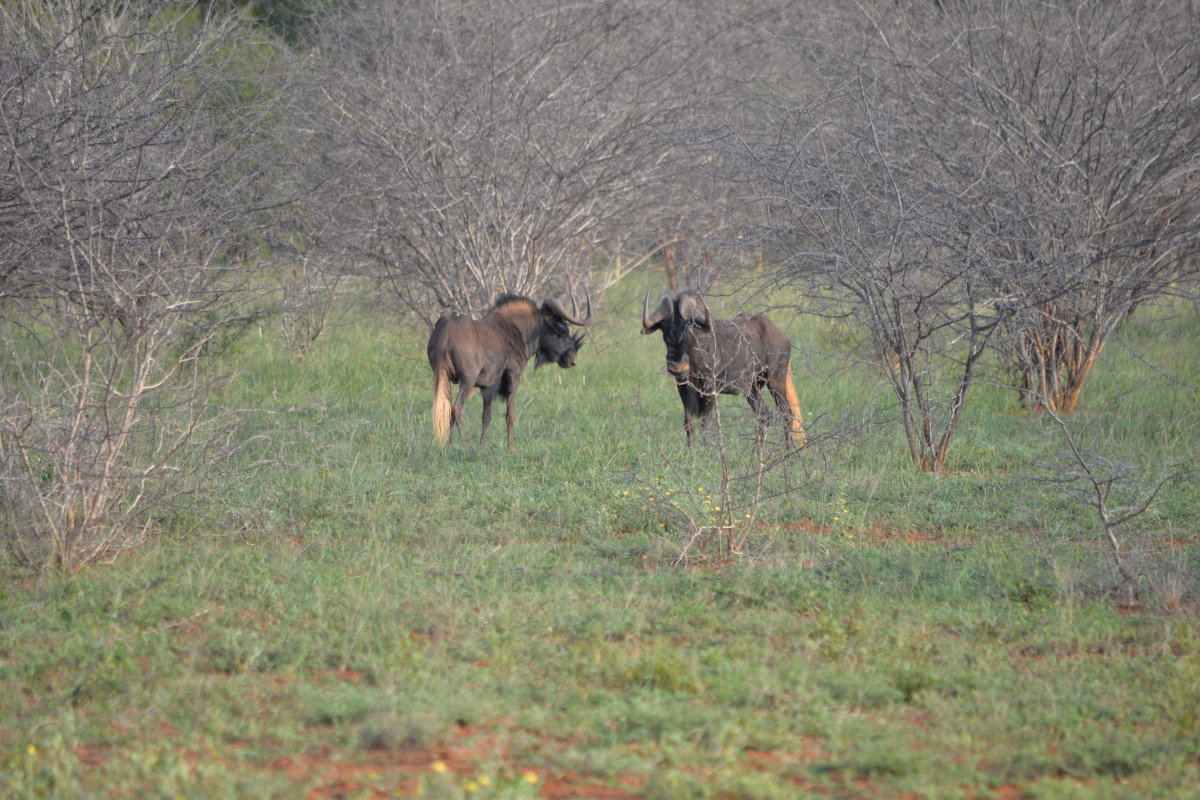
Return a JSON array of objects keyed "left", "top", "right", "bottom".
[
  {"left": 451, "top": 384, "right": 477, "bottom": 442},
  {"left": 479, "top": 386, "right": 500, "bottom": 444},
  {"left": 505, "top": 392, "right": 517, "bottom": 449}
]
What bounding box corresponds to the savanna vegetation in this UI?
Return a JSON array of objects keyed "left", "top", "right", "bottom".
[{"left": 2, "top": 1, "right": 1198, "bottom": 798}]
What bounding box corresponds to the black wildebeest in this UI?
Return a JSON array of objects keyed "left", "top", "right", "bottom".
[
  {"left": 428, "top": 292, "right": 592, "bottom": 447},
  {"left": 642, "top": 291, "right": 805, "bottom": 446}
]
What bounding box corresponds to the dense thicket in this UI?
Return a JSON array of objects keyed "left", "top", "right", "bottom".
[{"left": 2, "top": 0, "right": 1197, "bottom": 567}]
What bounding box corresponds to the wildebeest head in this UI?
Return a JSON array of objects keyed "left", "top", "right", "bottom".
[
  {"left": 641, "top": 291, "right": 711, "bottom": 377},
  {"left": 535, "top": 292, "right": 592, "bottom": 369}
]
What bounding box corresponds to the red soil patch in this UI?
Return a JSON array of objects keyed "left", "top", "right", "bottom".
[
  {"left": 71, "top": 719, "right": 1040, "bottom": 800},
  {"left": 74, "top": 743, "right": 111, "bottom": 767},
  {"left": 863, "top": 524, "right": 942, "bottom": 545},
  {"left": 537, "top": 771, "right": 642, "bottom": 799},
  {"left": 761, "top": 518, "right": 976, "bottom": 547},
  {"left": 71, "top": 719, "right": 645, "bottom": 800}
]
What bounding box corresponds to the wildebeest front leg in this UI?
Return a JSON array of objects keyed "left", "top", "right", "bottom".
[
  {"left": 678, "top": 384, "right": 702, "bottom": 445},
  {"left": 747, "top": 383, "right": 770, "bottom": 446}
]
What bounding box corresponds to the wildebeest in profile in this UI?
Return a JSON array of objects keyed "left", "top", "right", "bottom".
[
  {"left": 642, "top": 291, "right": 805, "bottom": 447},
  {"left": 428, "top": 291, "right": 592, "bottom": 447}
]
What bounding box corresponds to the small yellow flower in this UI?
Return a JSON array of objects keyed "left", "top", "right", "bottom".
[
  {"left": 641, "top": 505, "right": 648, "bottom": 511},
  {"left": 478, "top": 775, "right": 492, "bottom": 787},
  {"left": 464, "top": 779, "right": 479, "bottom": 792},
  {"left": 432, "top": 760, "right": 448, "bottom": 774},
  {"left": 714, "top": 506, "right": 720, "bottom": 511},
  {"left": 26, "top": 744, "right": 37, "bottom": 756},
  {"left": 523, "top": 770, "right": 540, "bottom": 784},
  {"left": 833, "top": 516, "right": 840, "bottom": 521}
]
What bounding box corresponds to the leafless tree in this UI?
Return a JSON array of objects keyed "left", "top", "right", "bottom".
[
  {"left": 726, "top": 0, "right": 1200, "bottom": 469},
  {"left": 728, "top": 40, "right": 1025, "bottom": 472},
  {"left": 0, "top": 1, "right": 287, "bottom": 569},
  {"left": 863, "top": 0, "right": 1200, "bottom": 413},
  {"left": 292, "top": 0, "right": 699, "bottom": 318}
]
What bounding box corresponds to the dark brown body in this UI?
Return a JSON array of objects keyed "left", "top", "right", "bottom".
[
  {"left": 428, "top": 293, "right": 590, "bottom": 447},
  {"left": 642, "top": 292, "right": 805, "bottom": 446}
]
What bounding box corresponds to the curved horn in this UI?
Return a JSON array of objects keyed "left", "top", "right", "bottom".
[
  {"left": 642, "top": 291, "right": 653, "bottom": 332},
  {"left": 571, "top": 285, "right": 593, "bottom": 326},
  {"left": 544, "top": 287, "right": 592, "bottom": 326}
]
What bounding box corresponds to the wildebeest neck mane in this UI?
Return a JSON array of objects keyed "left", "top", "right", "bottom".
[
  {"left": 486, "top": 294, "right": 541, "bottom": 360},
  {"left": 491, "top": 294, "right": 538, "bottom": 313}
]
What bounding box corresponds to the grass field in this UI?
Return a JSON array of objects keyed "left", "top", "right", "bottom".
[{"left": 2, "top": 283, "right": 1199, "bottom": 799}]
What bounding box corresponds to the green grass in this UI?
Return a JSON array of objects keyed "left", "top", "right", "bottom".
[{"left": 3, "top": 287, "right": 1199, "bottom": 798}]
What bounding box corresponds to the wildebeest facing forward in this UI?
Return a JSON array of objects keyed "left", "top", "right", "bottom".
[
  {"left": 642, "top": 291, "right": 805, "bottom": 446},
  {"left": 428, "top": 292, "right": 592, "bottom": 447}
]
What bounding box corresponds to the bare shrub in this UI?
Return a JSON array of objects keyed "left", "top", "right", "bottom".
[
  {"left": 0, "top": 1, "right": 284, "bottom": 569},
  {"left": 1036, "top": 410, "right": 1195, "bottom": 608},
  {"left": 632, "top": 398, "right": 808, "bottom": 564}
]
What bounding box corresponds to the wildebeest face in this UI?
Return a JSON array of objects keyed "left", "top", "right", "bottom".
[
  {"left": 536, "top": 321, "right": 586, "bottom": 369},
  {"left": 661, "top": 318, "right": 692, "bottom": 377},
  {"left": 535, "top": 291, "right": 592, "bottom": 368},
  {"left": 642, "top": 292, "right": 710, "bottom": 379}
]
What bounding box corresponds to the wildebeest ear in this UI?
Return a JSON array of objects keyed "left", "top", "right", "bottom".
[
  {"left": 676, "top": 292, "right": 711, "bottom": 329},
  {"left": 641, "top": 293, "right": 673, "bottom": 333}
]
